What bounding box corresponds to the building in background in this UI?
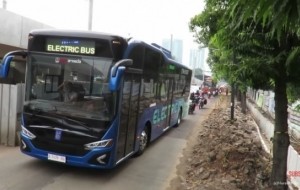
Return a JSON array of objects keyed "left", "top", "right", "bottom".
[
  {"left": 0, "top": 9, "right": 53, "bottom": 84},
  {"left": 189, "top": 48, "right": 206, "bottom": 70},
  {"left": 189, "top": 47, "right": 212, "bottom": 86},
  {"left": 162, "top": 38, "right": 183, "bottom": 63}
]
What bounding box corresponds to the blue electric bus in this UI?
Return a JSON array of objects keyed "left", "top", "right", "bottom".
[{"left": 0, "top": 29, "right": 192, "bottom": 169}]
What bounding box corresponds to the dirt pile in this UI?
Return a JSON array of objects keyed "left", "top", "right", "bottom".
[{"left": 179, "top": 96, "right": 272, "bottom": 190}]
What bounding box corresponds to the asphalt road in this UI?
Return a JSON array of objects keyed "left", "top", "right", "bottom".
[{"left": 0, "top": 97, "right": 218, "bottom": 190}]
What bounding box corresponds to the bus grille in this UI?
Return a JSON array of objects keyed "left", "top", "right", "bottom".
[
  {"left": 31, "top": 139, "right": 89, "bottom": 156},
  {"left": 29, "top": 128, "right": 98, "bottom": 156}
]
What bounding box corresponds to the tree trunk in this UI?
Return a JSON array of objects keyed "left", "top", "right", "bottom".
[
  {"left": 241, "top": 91, "right": 246, "bottom": 114},
  {"left": 271, "top": 76, "right": 290, "bottom": 190},
  {"left": 230, "top": 83, "right": 235, "bottom": 120},
  {"left": 236, "top": 87, "right": 241, "bottom": 102}
]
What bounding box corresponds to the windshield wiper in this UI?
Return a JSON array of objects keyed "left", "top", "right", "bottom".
[
  {"left": 26, "top": 104, "right": 96, "bottom": 133},
  {"left": 48, "top": 111, "right": 101, "bottom": 134},
  {"left": 26, "top": 101, "right": 57, "bottom": 113}
]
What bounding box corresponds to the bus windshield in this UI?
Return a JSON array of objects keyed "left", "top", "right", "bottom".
[{"left": 25, "top": 53, "right": 116, "bottom": 121}]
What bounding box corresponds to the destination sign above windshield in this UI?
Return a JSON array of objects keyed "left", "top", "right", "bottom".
[{"left": 46, "top": 38, "right": 95, "bottom": 55}]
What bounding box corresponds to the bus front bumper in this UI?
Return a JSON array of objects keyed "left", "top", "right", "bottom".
[{"left": 20, "top": 136, "right": 115, "bottom": 169}]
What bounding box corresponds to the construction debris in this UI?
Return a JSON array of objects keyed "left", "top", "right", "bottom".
[{"left": 177, "top": 96, "right": 272, "bottom": 190}]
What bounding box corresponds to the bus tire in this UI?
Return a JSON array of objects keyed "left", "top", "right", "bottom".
[
  {"left": 175, "top": 108, "right": 182, "bottom": 127},
  {"left": 135, "top": 126, "right": 149, "bottom": 156}
]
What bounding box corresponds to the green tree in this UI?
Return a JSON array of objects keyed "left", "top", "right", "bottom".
[
  {"left": 190, "top": 0, "right": 300, "bottom": 189},
  {"left": 229, "top": 1, "right": 300, "bottom": 189}
]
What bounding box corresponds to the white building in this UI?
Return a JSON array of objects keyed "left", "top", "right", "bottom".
[
  {"left": 162, "top": 38, "right": 183, "bottom": 63},
  {"left": 189, "top": 48, "right": 207, "bottom": 70},
  {"left": 189, "top": 48, "right": 209, "bottom": 83}
]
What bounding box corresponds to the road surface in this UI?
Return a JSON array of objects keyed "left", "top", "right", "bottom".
[{"left": 0, "top": 97, "right": 218, "bottom": 190}]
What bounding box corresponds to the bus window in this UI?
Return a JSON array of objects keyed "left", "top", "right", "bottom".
[
  {"left": 45, "top": 75, "right": 59, "bottom": 92},
  {"left": 144, "top": 48, "right": 161, "bottom": 74},
  {"left": 159, "top": 80, "right": 168, "bottom": 101},
  {"left": 58, "top": 81, "right": 85, "bottom": 102},
  {"left": 28, "top": 53, "right": 115, "bottom": 119},
  {"left": 127, "top": 45, "right": 144, "bottom": 69}
]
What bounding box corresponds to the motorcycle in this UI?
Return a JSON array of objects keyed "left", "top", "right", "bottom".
[
  {"left": 194, "top": 94, "right": 200, "bottom": 104},
  {"left": 207, "top": 91, "right": 211, "bottom": 99},
  {"left": 188, "top": 99, "right": 196, "bottom": 114},
  {"left": 199, "top": 96, "right": 207, "bottom": 109}
]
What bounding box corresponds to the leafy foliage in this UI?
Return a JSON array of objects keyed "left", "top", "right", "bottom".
[
  {"left": 190, "top": 0, "right": 300, "bottom": 93},
  {"left": 287, "top": 84, "right": 300, "bottom": 104},
  {"left": 190, "top": 0, "right": 300, "bottom": 187},
  {"left": 228, "top": 0, "right": 300, "bottom": 38}
]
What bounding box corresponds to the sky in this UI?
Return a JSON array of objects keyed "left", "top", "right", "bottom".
[{"left": 4, "top": 0, "right": 207, "bottom": 68}]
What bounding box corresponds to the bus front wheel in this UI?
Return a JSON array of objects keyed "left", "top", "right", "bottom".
[
  {"left": 135, "top": 126, "right": 149, "bottom": 156},
  {"left": 175, "top": 108, "right": 182, "bottom": 127}
]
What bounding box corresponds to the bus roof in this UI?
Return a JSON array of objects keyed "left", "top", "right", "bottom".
[
  {"left": 29, "top": 29, "right": 127, "bottom": 42},
  {"left": 28, "top": 29, "right": 191, "bottom": 71},
  {"left": 126, "top": 38, "right": 191, "bottom": 71}
]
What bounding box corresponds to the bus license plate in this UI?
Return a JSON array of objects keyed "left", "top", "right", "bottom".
[{"left": 48, "top": 153, "right": 66, "bottom": 163}]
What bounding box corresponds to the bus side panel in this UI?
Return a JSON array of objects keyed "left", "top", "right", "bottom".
[
  {"left": 169, "top": 98, "right": 186, "bottom": 127},
  {"left": 135, "top": 105, "right": 164, "bottom": 142},
  {"left": 133, "top": 97, "right": 188, "bottom": 153}
]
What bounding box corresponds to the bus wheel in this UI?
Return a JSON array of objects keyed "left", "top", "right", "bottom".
[
  {"left": 135, "top": 127, "right": 149, "bottom": 156},
  {"left": 175, "top": 109, "right": 182, "bottom": 127}
]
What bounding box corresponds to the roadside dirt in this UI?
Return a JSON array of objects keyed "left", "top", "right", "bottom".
[{"left": 167, "top": 95, "right": 272, "bottom": 190}]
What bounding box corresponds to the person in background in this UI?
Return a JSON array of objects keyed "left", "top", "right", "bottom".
[
  {"left": 190, "top": 92, "right": 195, "bottom": 100},
  {"left": 208, "top": 90, "right": 211, "bottom": 99}
]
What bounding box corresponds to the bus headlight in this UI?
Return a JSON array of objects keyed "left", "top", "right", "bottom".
[
  {"left": 84, "top": 139, "right": 113, "bottom": 150},
  {"left": 21, "top": 125, "right": 36, "bottom": 139}
]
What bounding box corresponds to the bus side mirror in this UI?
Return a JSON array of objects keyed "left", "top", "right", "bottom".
[
  {"left": 0, "top": 56, "right": 14, "bottom": 78},
  {"left": 111, "top": 59, "right": 133, "bottom": 77},
  {"left": 0, "top": 50, "right": 27, "bottom": 78},
  {"left": 109, "top": 59, "right": 133, "bottom": 91}
]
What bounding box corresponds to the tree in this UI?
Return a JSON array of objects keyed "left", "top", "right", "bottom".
[
  {"left": 229, "top": 1, "right": 300, "bottom": 189},
  {"left": 190, "top": 0, "right": 300, "bottom": 189}
]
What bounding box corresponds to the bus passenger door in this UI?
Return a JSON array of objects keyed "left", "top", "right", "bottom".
[
  {"left": 116, "top": 72, "right": 141, "bottom": 162},
  {"left": 160, "top": 78, "right": 174, "bottom": 130},
  {"left": 167, "top": 79, "right": 175, "bottom": 126}
]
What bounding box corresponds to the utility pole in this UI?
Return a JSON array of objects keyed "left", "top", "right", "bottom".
[
  {"left": 88, "top": 0, "right": 93, "bottom": 31},
  {"left": 170, "top": 34, "right": 173, "bottom": 53},
  {"left": 2, "top": 0, "right": 7, "bottom": 9}
]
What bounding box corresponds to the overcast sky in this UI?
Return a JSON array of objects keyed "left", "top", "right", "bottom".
[{"left": 4, "top": 0, "right": 206, "bottom": 67}]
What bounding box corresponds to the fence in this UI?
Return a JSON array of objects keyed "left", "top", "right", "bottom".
[
  {"left": 247, "top": 87, "right": 300, "bottom": 188},
  {"left": 247, "top": 88, "right": 300, "bottom": 138},
  {"left": 247, "top": 88, "right": 275, "bottom": 118},
  {"left": 0, "top": 83, "right": 25, "bottom": 146}
]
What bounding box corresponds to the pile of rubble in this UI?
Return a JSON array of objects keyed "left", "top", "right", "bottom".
[{"left": 179, "top": 96, "right": 272, "bottom": 190}]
